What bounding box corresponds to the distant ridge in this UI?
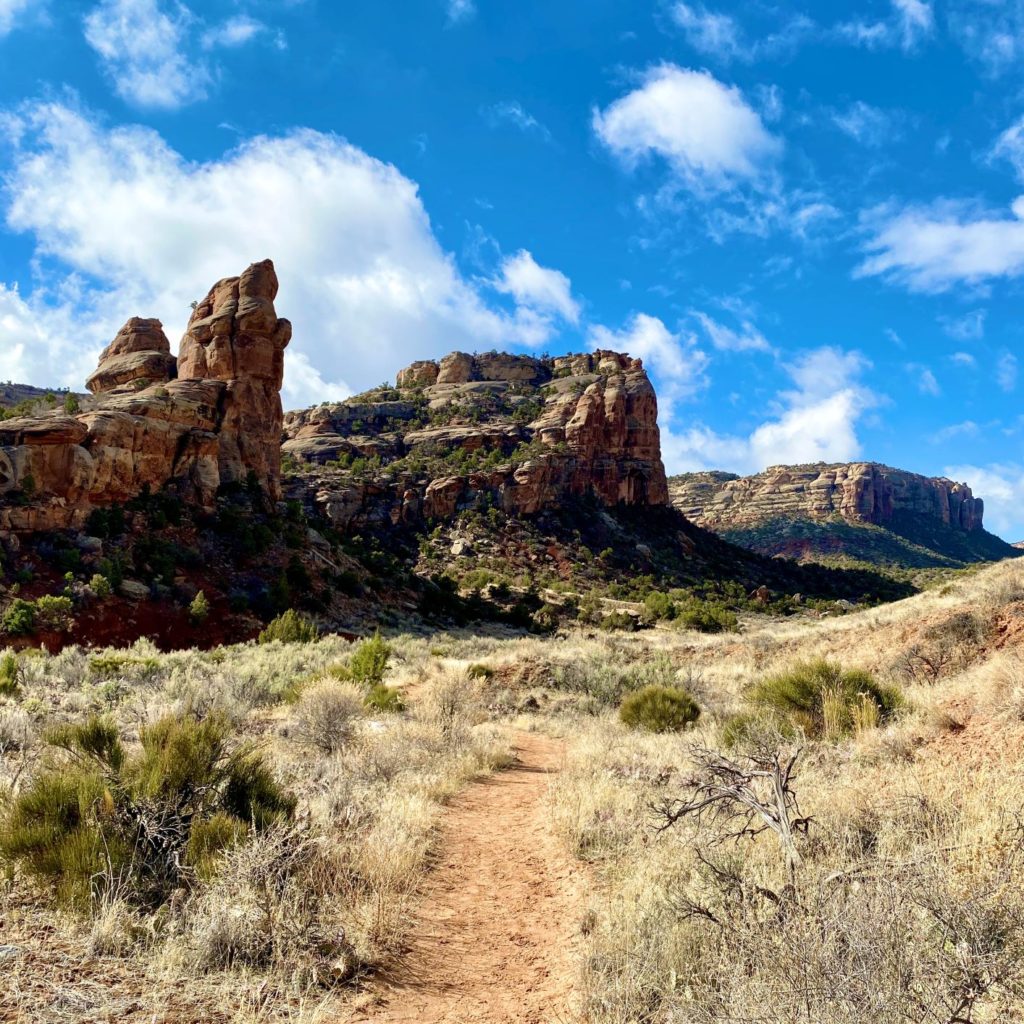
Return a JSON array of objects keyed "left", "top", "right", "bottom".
[{"left": 669, "top": 462, "right": 1021, "bottom": 570}]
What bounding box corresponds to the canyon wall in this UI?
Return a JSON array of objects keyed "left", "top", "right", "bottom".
[{"left": 670, "top": 463, "right": 984, "bottom": 533}]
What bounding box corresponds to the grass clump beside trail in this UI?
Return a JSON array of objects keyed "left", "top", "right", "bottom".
[
  {"left": 0, "top": 712, "right": 294, "bottom": 909},
  {"left": 729, "top": 658, "right": 902, "bottom": 743},
  {"left": 0, "top": 652, "right": 20, "bottom": 697},
  {"left": 619, "top": 685, "right": 700, "bottom": 733}
]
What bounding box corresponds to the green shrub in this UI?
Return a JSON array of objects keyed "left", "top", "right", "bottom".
[
  {"left": 33, "top": 595, "right": 73, "bottom": 631},
  {"left": 747, "top": 658, "right": 902, "bottom": 741},
  {"left": 89, "top": 574, "right": 112, "bottom": 598},
  {"left": 643, "top": 591, "right": 676, "bottom": 622},
  {"left": 619, "top": 685, "right": 701, "bottom": 733},
  {"left": 0, "top": 652, "right": 20, "bottom": 697},
  {"left": 1, "top": 599, "right": 36, "bottom": 636},
  {"left": 676, "top": 600, "right": 738, "bottom": 634},
  {"left": 189, "top": 590, "right": 210, "bottom": 625},
  {"left": 347, "top": 631, "right": 391, "bottom": 686},
  {"left": 257, "top": 609, "right": 318, "bottom": 644},
  {"left": 364, "top": 683, "right": 406, "bottom": 713},
  {"left": 599, "top": 611, "right": 638, "bottom": 632},
  {"left": 467, "top": 663, "right": 494, "bottom": 679},
  {"left": 0, "top": 713, "right": 294, "bottom": 910}
]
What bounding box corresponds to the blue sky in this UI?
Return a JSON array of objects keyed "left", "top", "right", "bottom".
[{"left": 2, "top": 1, "right": 1024, "bottom": 537}]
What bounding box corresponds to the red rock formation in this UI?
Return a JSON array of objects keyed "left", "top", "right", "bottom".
[
  {"left": 86, "top": 318, "right": 177, "bottom": 394},
  {"left": 0, "top": 260, "right": 289, "bottom": 533},
  {"left": 284, "top": 348, "right": 670, "bottom": 531},
  {"left": 178, "top": 259, "right": 291, "bottom": 498},
  {"left": 670, "top": 463, "right": 985, "bottom": 533}
]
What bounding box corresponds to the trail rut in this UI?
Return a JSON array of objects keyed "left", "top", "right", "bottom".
[{"left": 350, "top": 732, "right": 583, "bottom": 1024}]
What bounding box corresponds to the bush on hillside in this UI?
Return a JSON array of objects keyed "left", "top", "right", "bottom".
[
  {"left": 0, "top": 713, "right": 294, "bottom": 909},
  {"left": 676, "top": 599, "right": 738, "bottom": 634},
  {"left": 344, "top": 631, "right": 391, "bottom": 686},
  {"left": 364, "top": 683, "right": 406, "bottom": 713},
  {"left": 257, "top": 609, "right": 318, "bottom": 645},
  {"left": 619, "top": 685, "right": 701, "bottom": 733},
  {"left": 746, "top": 658, "right": 902, "bottom": 741}
]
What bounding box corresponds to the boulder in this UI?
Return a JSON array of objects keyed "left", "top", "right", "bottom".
[{"left": 86, "top": 318, "right": 177, "bottom": 394}]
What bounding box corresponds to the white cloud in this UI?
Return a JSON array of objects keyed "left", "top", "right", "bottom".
[
  {"left": 492, "top": 250, "right": 581, "bottom": 327},
  {"left": 930, "top": 420, "right": 979, "bottom": 443},
  {"left": 857, "top": 197, "right": 1024, "bottom": 292},
  {"left": 83, "top": 0, "right": 210, "bottom": 109},
  {"left": 669, "top": 4, "right": 814, "bottom": 63},
  {"left": 446, "top": 0, "right": 475, "bottom": 25},
  {"left": 201, "top": 14, "right": 280, "bottom": 51},
  {"left": 837, "top": 0, "right": 934, "bottom": 52},
  {"left": 951, "top": 351, "right": 977, "bottom": 367},
  {"left": 693, "top": 311, "right": 775, "bottom": 353},
  {"left": 939, "top": 309, "right": 985, "bottom": 340},
  {"left": 998, "top": 352, "right": 1019, "bottom": 393},
  {"left": 588, "top": 313, "right": 709, "bottom": 398},
  {"left": 592, "top": 65, "right": 781, "bottom": 192},
  {"left": 662, "top": 347, "right": 874, "bottom": 474},
  {"left": 483, "top": 102, "right": 550, "bottom": 140},
  {"left": 948, "top": 1, "right": 1024, "bottom": 75},
  {"left": 943, "top": 463, "right": 1024, "bottom": 538},
  {"left": 992, "top": 115, "right": 1024, "bottom": 183},
  {"left": 911, "top": 364, "right": 941, "bottom": 396},
  {"left": 0, "top": 0, "right": 41, "bottom": 36},
  {"left": 671, "top": 4, "right": 743, "bottom": 60},
  {"left": 1, "top": 102, "right": 579, "bottom": 407},
  {"left": 832, "top": 101, "right": 897, "bottom": 148}
]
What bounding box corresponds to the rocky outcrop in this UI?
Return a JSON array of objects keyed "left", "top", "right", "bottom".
[
  {"left": 284, "top": 348, "right": 669, "bottom": 531},
  {"left": 178, "top": 260, "right": 291, "bottom": 497},
  {"left": 670, "top": 463, "right": 985, "bottom": 533},
  {"left": 86, "top": 318, "right": 177, "bottom": 394},
  {"left": 0, "top": 260, "right": 289, "bottom": 533}
]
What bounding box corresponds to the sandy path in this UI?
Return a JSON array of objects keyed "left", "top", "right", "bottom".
[{"left": 350, "top": 732, "right": 583, "bottom": 1024}]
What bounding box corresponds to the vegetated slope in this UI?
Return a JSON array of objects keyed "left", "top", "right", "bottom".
[{"left": 670, "top": 462, "right": 1020, "bottom": 572}]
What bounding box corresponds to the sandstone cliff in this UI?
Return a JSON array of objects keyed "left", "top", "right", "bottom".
[
  {"left": 283, "top": 349, "right": 669, "bottom": 530},
  {"left": 668, "top": 463, "right": 1019, "bottom": 569},
  {"left": 0, "top": 259, "right": 289, "bottom": 533},
  {"left": 670, "top": 463, "right": 984, "bottom": 532}
]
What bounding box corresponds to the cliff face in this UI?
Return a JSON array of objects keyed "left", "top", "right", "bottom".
[
  {"left": 670, "top": 463, "right": 984, "bottom": 533},
  {"left": 283, "top": 349, "right": 669, "bottom": 530},
  {"left": 0, "top": 259, "right": 289, "bottom": 533}
]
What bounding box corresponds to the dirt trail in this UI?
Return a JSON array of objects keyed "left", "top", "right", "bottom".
[{"left": 350, "top": 732, "right": 583, "bottom": 1024}]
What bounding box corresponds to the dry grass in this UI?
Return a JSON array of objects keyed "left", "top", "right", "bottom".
[
  {"left": 3, "top": 558, "right": 1024, "bottom": 1021},
  {"left": 0, "top": 635, "right": 512, "bottom": 1023}
]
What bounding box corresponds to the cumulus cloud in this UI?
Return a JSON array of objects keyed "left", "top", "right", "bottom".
[
  {"left": 587, "top": 313, "right": 709, "bottom": 399},
  {"left": 992, "top": 115, "right": 1024, "bottom": 183},
  {"left": 910, "top": 364, "right": 941, "bottom": 396},
  {"left": 856, "top": 198, "right": 1024, "bottom": 292},
  {"left": 493, "top": 250, "right": 580, "bottom": 327},
  {"left": 661, "top": 347, "right": 875, "bottom": 474},
  {"left": 592, "top": 65, "right": 781, "bottom": 192},
  {"left": 692, "top": 311, "right": 775, "bottom": 353},
  {"left": 1, "top": 102, "right": 579, "bottom": 407},
  {"left": 83, "top": 0, "right": 211, "bottom": 109}
]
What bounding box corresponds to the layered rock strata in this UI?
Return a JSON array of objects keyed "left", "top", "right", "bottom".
[
  {"left": 0, "top": 260, "right": 289, "bottom": 532},
  {"left": 669, "top": 463, "right": 985, "bottom": 533},
  {"left": 284, "top": 349, "right": 669, "bottom": 530}
]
